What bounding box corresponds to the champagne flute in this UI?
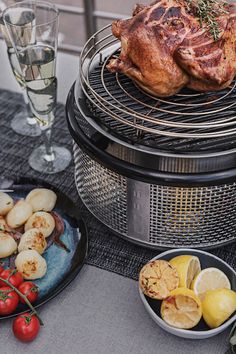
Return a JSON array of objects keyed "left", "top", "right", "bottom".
[
  {"left": 3, "top": 0, "right": 71, "bottom": 174},
  {"left": 0, "top": 0, "right": 41, "bottom": 137}
]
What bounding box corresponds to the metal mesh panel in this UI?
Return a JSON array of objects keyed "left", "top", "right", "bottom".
[
  {"left": 149, "top": 185, "right": 236, "bottom": 247},
  {"left": 73, "top": 145, "right": 236, "bottom": 249},
  {"left": 74, "top": 145, "right": 128, "bottom": 235}
]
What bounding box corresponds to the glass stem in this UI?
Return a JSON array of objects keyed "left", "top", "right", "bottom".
[
  {"left": 22, "top": 89, "right": 37, "bottom": 126},
  {"left": 42, "top": 126, "right": 55, "bottom": 162}
]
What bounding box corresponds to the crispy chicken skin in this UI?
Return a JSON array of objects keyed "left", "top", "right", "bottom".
[{"left": 107, "top": 0, "right": 236, "bottom": 97}]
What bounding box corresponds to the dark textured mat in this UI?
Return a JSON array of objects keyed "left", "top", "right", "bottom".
[{"left": 0, "top": 89, "right": 235, "bottom": 281}]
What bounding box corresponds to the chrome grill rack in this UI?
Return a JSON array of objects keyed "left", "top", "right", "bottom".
[{"left": 79, "top": 25, "right": 236, "bottom": 143}]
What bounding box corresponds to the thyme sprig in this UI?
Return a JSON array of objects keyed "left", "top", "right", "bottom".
[{"left": 185, "top": 0, "right": 229, "bottom": 40}]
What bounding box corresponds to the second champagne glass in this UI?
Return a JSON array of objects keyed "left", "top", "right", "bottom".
[
  {"left": 0, "top": 0, "right": 41, "bottom": 137},
  {"left": 3, "top": 0, "right": 71, "bottom": 174}
]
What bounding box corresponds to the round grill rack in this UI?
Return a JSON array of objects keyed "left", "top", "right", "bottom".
[{"left": 79, "top": 24, "right": 236, "bottom": 142}]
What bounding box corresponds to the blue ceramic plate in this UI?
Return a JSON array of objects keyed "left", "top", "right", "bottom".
[{"left": 0, "top": 176, "right": 88, "bottom": 319}]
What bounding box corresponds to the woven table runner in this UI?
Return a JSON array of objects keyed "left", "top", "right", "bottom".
[{"left": 0, "top": 88, "right": 236, "bottom": 280}]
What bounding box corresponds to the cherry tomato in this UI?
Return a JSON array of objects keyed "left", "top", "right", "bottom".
[
  {"left": 13, "top": 313, "right": 40, "bottom": 342},
  {"left": 18, "top": 282, "right": 39, "bottom": 304},
  {"left": 0, "top": 286, "right": 19, "bottom": 315},
  {"left": 0, "top": 266, "right": 4, "bottom": 275},
  {"left": 0, "top": 269, "right": 24, "bottom": 288}
]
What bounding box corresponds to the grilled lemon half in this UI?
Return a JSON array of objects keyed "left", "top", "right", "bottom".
[
  {"left": 161, "top": 288, "right": 202, "bottom": 329},
  {"left": 139, "top": 260, "right": 179, "bottom": 300}
]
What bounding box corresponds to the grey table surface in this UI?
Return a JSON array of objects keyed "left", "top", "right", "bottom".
[
  {"left": 0, "top": 88, "right": 232, "bottom": 353},
  {"left": 0, "top": 265, "right": 229, "bottom": 354}
]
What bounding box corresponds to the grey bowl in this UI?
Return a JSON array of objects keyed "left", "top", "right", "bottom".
[{"left": 139, "top": 248, "right": 236, "bottom": 339}]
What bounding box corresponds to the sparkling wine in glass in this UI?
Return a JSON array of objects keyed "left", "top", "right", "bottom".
[
  {"left": 19, "top": 44, "right": 57, "bottom": 126},
  {"left": 3, "top": 0, "right": 71, "bottom": 174},
  {"left": 0, "top": 0, "right": 41, "bottom": 137}
]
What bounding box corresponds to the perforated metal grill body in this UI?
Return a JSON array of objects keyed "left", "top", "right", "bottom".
[
  {"left": 73, "top": 144, "right": 236, "bottom": 249},
  {"left": 74, "top": 144, "right": 128, "bottom": 236}
]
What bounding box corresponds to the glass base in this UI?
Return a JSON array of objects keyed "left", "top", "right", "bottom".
[
  {"left": 11, "top": 112, "right": 41, "bottom": 137},
  {"left": 29, "top": 144, "right": 72, "bottom": 174}
]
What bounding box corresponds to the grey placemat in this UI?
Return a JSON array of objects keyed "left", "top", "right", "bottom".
[{"left": 0, "top": 88, "right": 236, "bottom": 281}]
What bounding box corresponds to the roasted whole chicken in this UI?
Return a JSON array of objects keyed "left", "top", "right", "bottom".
[{"left": 107, "top": 0, "right": 236, "bottom": 97}]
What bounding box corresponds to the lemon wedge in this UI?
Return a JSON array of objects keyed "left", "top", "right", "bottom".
[
  {"left": 169, "top": 255, "right": 201, "bottom": 288},
  {"left": 202, "top": 288, "right": 236, "bottom": 328},
  {"left": 161, "top": 288, "right": 202, "bottom": 329},
  {"left": 191, "top": 267, "right": 231, "bottom": 299}
]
